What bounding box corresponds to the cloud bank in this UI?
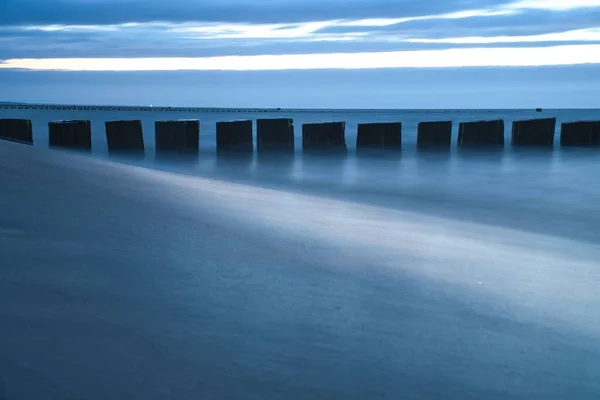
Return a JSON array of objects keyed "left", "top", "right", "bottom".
[
  {"left": 0, "top": 0, "right": 600, "bottom": 69},
  {"left": 2, "top": 45, "right": 600, "bottom": 71}
]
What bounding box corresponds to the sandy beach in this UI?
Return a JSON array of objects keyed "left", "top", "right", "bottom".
[{"left": 1, "top": 140, "right": 600, "bottom": 399}]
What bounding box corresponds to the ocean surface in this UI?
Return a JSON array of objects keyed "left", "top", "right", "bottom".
[
  {"left": 3, "top": 107, "right": 600, "bottom": 154},
  {"left": 1, "top": 107, "right": 600, "bottom": 399}
]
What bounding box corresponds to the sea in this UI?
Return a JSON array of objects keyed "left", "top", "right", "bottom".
[
  {"left": 1, "top": 107, "right": 600, "bottom": 399},
  {"left": 4, "top": 107, "right": 600, "bottom": 154}
]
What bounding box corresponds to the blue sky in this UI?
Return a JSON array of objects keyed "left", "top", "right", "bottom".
[{"left": 1, "top": 0, "right": 600, "bottom": 108}]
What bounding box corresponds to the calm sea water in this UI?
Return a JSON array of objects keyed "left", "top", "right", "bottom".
[
  {"left": 2, "top": 107, "right": 600, "bottom": 153},
  {"left": 2, "top": 107, "right": 599, "bottom": 242},
  {"left": 1, "top": 108, "right": 600, "bottom": 399}
]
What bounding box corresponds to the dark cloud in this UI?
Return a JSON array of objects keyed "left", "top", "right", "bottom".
[
  {"left": 0, "top": 0, "right": 506, "bottom": 26},
  {"left": 1, "top": 0, "right": 599, "bottom": 60},
  {"left": 317, "top": 9, "right": 600, "bottom": 37},
  {"left": 0, "top": 30, "right": 453, "bottom": 58},
  {"left": 2, "top": 25, "right": 598, "bottom": 60}
]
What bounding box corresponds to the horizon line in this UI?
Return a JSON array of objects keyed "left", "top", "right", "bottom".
[{"left": 1, "top": 101, "right": 596, "bottom": 111}]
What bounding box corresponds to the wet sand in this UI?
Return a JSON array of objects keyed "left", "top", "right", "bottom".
[{"left": 1, "top": 141, "right": 599, "bottom": 399}]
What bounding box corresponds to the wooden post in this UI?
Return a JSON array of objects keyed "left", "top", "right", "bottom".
[
  {"left": 511, "top": 118, "right": 556, "bottom": 147},
  {"left": 155, "top": 120, "right": 199, "bottom": 154},
  {"left": 560, "top": 121, "right": 600, "bottom": 147},
  {"left": 105, "top": 120, "right": 145, "bottom": 153},
  {"left": 417, "top": 121, "right": 452, "bottom": 149},
  {"left": 457, "top": 120, "right": 504, "bottom": 147},
  {"left": 257, "top": 118, "right": 294, "bottom": 153},
  {"left": 49, "top": 120, "right": 92, "bottom": 151},
  {"left": 216, "top": 120, "right": 253, "bottom": 153},
  {"left": 356, "top": 122, "right": 401, "bottom": 151},
  {"left": 0, "top": 119, "right": 33, "bottom": 145},
  {"left": 302, "top": 122, "right": 346, "bottom": 153}
]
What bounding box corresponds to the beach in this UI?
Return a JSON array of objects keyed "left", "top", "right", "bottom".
[{"left": 1, "top": 128, "right": 600, "bottom": 398}]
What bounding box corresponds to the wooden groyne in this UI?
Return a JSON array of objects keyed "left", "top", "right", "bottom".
[
  {"left": 458, "top": 120, "right": 505, "bottom": 148},
  {"left": 257, "top": 118, "right": 295, "bottom": 153},
  {"left": 512, "top": 118, "right": 556, "bottom": 147},
  {"left": 216, "top": 120, "right": 253, "bottom": 153},
  {"left": 417, "top": 121, "right": 452, "bottom": 149},
  {"left": 356, "top": 122, "right": 402, "bottom": 151},
  {"left": 1, "top": 115, "right": 600, "bottom": 154},
  {"left": 0, "top": 118, "right": 33, "bottom": 145},
  {"left": 560, "top": 121, "right": 600, "bottom": 147},
  {"left": 155, "top": 120, "right": 199, "bottom": 154},
  {"left": 49, "top": 120, "right": 92, "bottom": 151},
  {"left": 106, "top": 120, "right": 145, "bottom": 154},
  {"left": 302, "top": 122, "right": 347, "bottom": 154}
]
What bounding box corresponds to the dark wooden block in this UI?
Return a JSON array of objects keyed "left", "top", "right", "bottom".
[
  {"left": 155, "top": 120, "right": 199, "bottom": 153},
  {"left": 49, "top": 120, "right": 92, "bottom": 151},
  {"left": 257, "top": 118, "right": 294, "bottom": 153},
  {"left": 302, "top": 122, "right": 346, "bottom": 153},
  {"left": 356, "top": 122, "right": 401, "bottom": 151},
  {"left": 417, "top": 121, "right": 452, "bottom": 149},
  {"left": 560, "top": 121, "right": 600, "bottom": 147},
  {"left": 0, "top": 119, "right": 33, "bottom": 145},
  {"left": 105, "top": 120, "right": 144, "bottom": 153},
  {"left": 458, "top": 120, "right": 504, "bottom": 147},
  {"left": 511, "top": 118, "right": 556, "bottom": 147},
  {"left": 216, "top": 120, "right": 253, "bottom": 153}
]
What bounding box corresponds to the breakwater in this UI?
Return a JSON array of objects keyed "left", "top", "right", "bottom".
[{"left": 1, "top": 115, "right": 599, "bottom": 153}]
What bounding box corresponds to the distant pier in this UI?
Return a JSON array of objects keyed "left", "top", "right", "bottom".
[{"left": 0, "top": 103, "right": 285, "bottom": 114}]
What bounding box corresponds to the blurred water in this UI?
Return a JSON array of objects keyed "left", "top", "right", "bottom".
[
  {"left": 1, "top": 109, "right": 600, "bottom": 399},
  {"left": 2, "top": 107, "right": 599, "bottom": 155},
  {"left": 4, "top": 107, "right": 598, "bottom": 242}
]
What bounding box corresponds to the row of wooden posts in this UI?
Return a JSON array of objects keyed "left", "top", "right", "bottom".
[{"left": 0, "top": 117, "right": 599, "bottom": 154}]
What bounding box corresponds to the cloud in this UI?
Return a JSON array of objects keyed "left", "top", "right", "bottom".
[
  {"left": 2, "top": 44, "right": 600, "bottom": 71},
  {"left": 404, "top": 28, "right": 600, "bottom": 44},
  {"left": 3, "top": 0, "right": 600, "bottom": 28},
  {"left": 3, "top": 11, "right": 600, "bottom": 60},
  {"left": 507, "top": 0, "right": 600, "bottom": 11},
  {"left": 0, "top": 0, "right": 509, "bottom": 26},
  {"left": 334, "top": 8, "right": 517, "bottom": 27},
  {"left": 5, "top": 4, "right": 520, "bottom": 39},
  {"left": 2, "top": 0, "right": 600, "bottom": 61},
  {"left": 169, "top": 21, "right": 345, "bottom": 40}
]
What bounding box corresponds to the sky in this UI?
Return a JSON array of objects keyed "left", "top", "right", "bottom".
[{"left": 1, "top": 0, "right": 600, "bottom": 108}]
